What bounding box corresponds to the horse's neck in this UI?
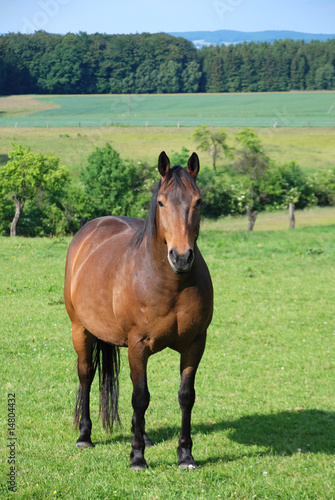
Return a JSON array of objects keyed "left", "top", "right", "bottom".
[{"left": 135, "top": 236, "right": 195, "bottom": 290}]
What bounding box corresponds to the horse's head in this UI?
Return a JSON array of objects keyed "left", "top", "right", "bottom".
[{"left": 156, "top": 151, "right": 202, "bottom": 274}]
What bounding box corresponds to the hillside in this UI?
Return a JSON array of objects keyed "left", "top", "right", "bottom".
[{"left": 168, "top": 29, "right": 335, "bottom": 48}]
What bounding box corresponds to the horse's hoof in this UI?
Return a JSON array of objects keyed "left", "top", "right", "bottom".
[
  {"left": 178, "top": 462, "right": 198, "bottom": 470},
  {"left": 76, "top": 441, "right": 94, "bottom": 449},
  {"left": 130, "top": 463, "right": 148, "bottom": 471}
]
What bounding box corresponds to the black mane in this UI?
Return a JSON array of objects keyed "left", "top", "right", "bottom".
[{"left": 131, "top": 165, "right": 199, "bottom": 248}]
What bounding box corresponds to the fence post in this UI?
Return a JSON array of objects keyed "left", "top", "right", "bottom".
[{"left": 289, "top": 203, "right": 295, "bottom": 229}]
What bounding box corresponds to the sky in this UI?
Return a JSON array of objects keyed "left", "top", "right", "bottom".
[{"left": 1, "top": 0, "right": 335, "bottom": 35}]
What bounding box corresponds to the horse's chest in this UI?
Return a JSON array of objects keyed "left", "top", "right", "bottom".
[{"left": 118, "top": 285, "right": 206, "bottom": 352}]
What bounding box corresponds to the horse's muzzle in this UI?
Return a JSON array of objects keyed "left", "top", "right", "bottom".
[{"left": 168, "top": 248, "right": 194, "bottom": 274}]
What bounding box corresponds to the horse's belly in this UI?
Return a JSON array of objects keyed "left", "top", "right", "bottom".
[{"left": 70, "top": 253, "right": 129, "bottom": 346}]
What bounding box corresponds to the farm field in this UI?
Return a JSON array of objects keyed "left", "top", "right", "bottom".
[
  {"left": 1, "top": 125, "right": 335, "bottom": 178},
  {"left": 1, "top": 92, "right": 335, "bottom": 128},
  {"left": 1, "top": 223, "right": 335, "bottom": 499}
]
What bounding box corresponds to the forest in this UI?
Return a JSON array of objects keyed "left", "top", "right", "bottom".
[{"left": 0, "top": 31, "right": 334, "bottom": 95}]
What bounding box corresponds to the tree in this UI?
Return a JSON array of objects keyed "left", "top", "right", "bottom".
[
  {"left": 80, "top": 143, "right": 156, "bottom": 219},
  {"left": 182, "top": 60, "right": 202, "bottom": 93},
  {"left": 233, "top": 128, "right": 270, "bottom": 230},
  {"left": 314, "top": 64, "right": 335, "bottom": 89},
  {"left": 193, "top": 125, "right": 233, "bottom": 171},
  {"left": 207, "top": 54, "right": 225, "bottom": 93},
  {"left": 0, "top": 56, "right": 6, "bottom": 94},
  {"left": 156, "top": 60, "right": 182, "bottom": 93},
  {"left": 0, "top": 144, "right": 69, "bottom": 236}
]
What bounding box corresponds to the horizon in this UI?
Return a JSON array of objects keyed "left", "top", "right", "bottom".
[{"left": 1, "top": 0, "right": 335, "bottom": 36}]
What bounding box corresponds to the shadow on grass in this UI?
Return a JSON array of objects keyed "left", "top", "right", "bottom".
[
  {"left": 94, "top": 409, "right": 335, "bottom": 462},
  {"left": 197, "top": 409, "right": 335, "bottom": 458}
]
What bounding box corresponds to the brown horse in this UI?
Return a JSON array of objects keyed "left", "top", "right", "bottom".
[{"left": 64, "top": 151, "right": 213, "bottom": 469}]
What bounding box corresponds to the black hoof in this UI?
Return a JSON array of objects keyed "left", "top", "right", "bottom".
[
  {"left": 178, "top": 448, "right": 198, "bottom": 469},
  {"left": 130, "top": 451, "right": 148, "bottom": 470},
  {"left": 129, "top": 463, "right": 148, "bottom": 471},
  {"left": 76, "top": 440, "right": 94, "bottom": 449}
]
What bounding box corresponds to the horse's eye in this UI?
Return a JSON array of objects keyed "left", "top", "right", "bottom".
[
  {"left": 195, "top": 198, "right": 202, "bottom": 208},
  {"left": 158, "top": 201, "right": 164, "bottom": 208}
]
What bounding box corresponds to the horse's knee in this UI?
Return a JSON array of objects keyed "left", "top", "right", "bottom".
[
  {"left": 132, "top": 382, "right": 150, "bottom": 414},
  {"left": 178, "top": 384, "right": 195, "bottom": 411}
]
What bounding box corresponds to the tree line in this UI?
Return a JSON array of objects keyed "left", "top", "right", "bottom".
[
  {"left": 0, "top": 31, "right": 334, "bottom": 95},
  {"left": 1, "top": 131, "right": 335, "bottom": 236}
]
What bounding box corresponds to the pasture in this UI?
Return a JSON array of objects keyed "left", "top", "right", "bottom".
[
  {"left": 0, "top": 125, "right": 335, "bottom": 178},
  {"left": 1, "top": 93, "right": 335, "bottom": 177},
  {"left": 1, "top": 220, "right": 335, "bottom": 499},
  {"left": 1, "top": 92, "right": 335, "bottom": 128}
]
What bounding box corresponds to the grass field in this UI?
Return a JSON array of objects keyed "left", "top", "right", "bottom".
[
  {"left": 1, "top": 125, "right": 335, "bottom": 178},
  {"left": 1, "top": 217, "right": 335, "bottom": 499},
  {"left": 202, "top": 206, "right": 335, "bottom": 232},
  {"left": 1, "top": 92, "right": 335, "bottom": 128},
  {"left": 1, "top": 93, "right": 334, "bottom": 176}
]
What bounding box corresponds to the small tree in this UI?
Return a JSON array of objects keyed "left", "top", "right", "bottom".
[
  {"left": 80, "top": 143, "right": 155, "bottom": 219},
  {"left": 234, "top": 128, "right": 270, "bottom": 231},
  {"left": 0, "top": 144, "right": 69, "bottom": 236},
  {"left": 193, "top": 124, "right": 233, "bottom": 171}
]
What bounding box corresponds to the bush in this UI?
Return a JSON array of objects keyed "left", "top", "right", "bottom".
[
  {"left": 80, "top": 143, "right": 157, "bottom": 220},
  {"left": 309, "top": 168, "right": 335, "bottom": 206},
  {"left": 258, "top": 161, "right": 317, "bottom": 210},
  {"left": 197, "top": 169, "right": 245, "bottom": 217}
]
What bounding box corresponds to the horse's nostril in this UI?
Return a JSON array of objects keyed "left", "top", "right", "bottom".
[
  {"left": 186, "top": 249, "right": 194, "bottom": 264},
  {"left": 169, "top": 248, "right": 177, "bottom": 264},
  {"left": 169, "top": 248, "right": 194, "bottom": 271}
]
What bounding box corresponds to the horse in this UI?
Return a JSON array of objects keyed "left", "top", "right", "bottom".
[{"left": 64, "top": 151, "right": 213, "bottom": 470}]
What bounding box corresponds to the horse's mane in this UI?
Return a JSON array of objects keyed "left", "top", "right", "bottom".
[{"left": 131, "top": 165, "right": 199, "bottom": 249}]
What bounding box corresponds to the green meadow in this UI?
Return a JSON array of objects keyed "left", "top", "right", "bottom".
[
  {"left": 1, "top": 222, "right": 335, "bottom": 499},
  {"left": 1, "top": 93, "right": 335, "bottom": 498},
  {"left": 1, "top": 93, "right": 335, "bottom": 177},
  {"left": 1, "top": 92, "right": 335, "bottom": 128},
  {"left": 0, "top": 125, "right": 335, "bottom": 179}
]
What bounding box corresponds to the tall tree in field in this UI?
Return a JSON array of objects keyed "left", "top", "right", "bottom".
[
  {"left": 193, "top": 125, "right": 233, "bottom": 171},
  {"left": 0, "top": 145, "right": 69, "bottom": 236},
  {"left": 233, "top": 128, "right": 270, "bottom": 231}
]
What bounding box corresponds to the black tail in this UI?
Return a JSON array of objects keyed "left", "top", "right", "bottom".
[{"left": 74, "top": 337, "right": 121, "bottom": 432}]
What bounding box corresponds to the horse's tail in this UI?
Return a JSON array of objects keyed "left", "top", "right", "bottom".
[{"left": 74, "top": 337, "right": 121, "bottom": 432}]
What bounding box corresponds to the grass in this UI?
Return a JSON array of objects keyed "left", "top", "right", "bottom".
[
  {"left": 1, "top": 92, "right": 335, "bottom": 127},
  {"left": 202, "top": 206, "right": 335, "bottom": 232},
  {"left": 1, "top": 218, "right": 335, "bottom": 499},
  {"left": 1, "top": 93, "right": 334, "bottom": 175},
  {"left": 0, "top": 126, "right": 335, "bottom": 177}
]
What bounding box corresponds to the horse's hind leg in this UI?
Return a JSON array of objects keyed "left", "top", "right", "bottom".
[
  {"left": 178, "top": 333, "right": 206, "bottom": 469},
  {"left": 72, "top": 323, "right": 95, "bottom": 448}
]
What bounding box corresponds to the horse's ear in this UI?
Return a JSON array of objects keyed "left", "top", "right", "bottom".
[
  {"left": 158, "top": 151, "right": 170, "bottom": 178},
  {"left": 187, "top": 152, "right": 200, "bottom": 180}
]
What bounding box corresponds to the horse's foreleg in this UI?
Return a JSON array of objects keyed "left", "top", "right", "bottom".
[
  {"left": 131, "top": 415, "right": 152, "bottom": 447},
  {"left": 72, "top": 323, "right": 94, "bottom": 448},
  {"left": 128, "top": 339, "right": 150, "bottom": 470},
  {"left": 178, "top": 333, "right": 206, "bottom": 469}
]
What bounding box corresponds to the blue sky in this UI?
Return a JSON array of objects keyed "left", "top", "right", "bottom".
[{"left": 1, "top": 0, "right": 335, "bottom": 35}]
